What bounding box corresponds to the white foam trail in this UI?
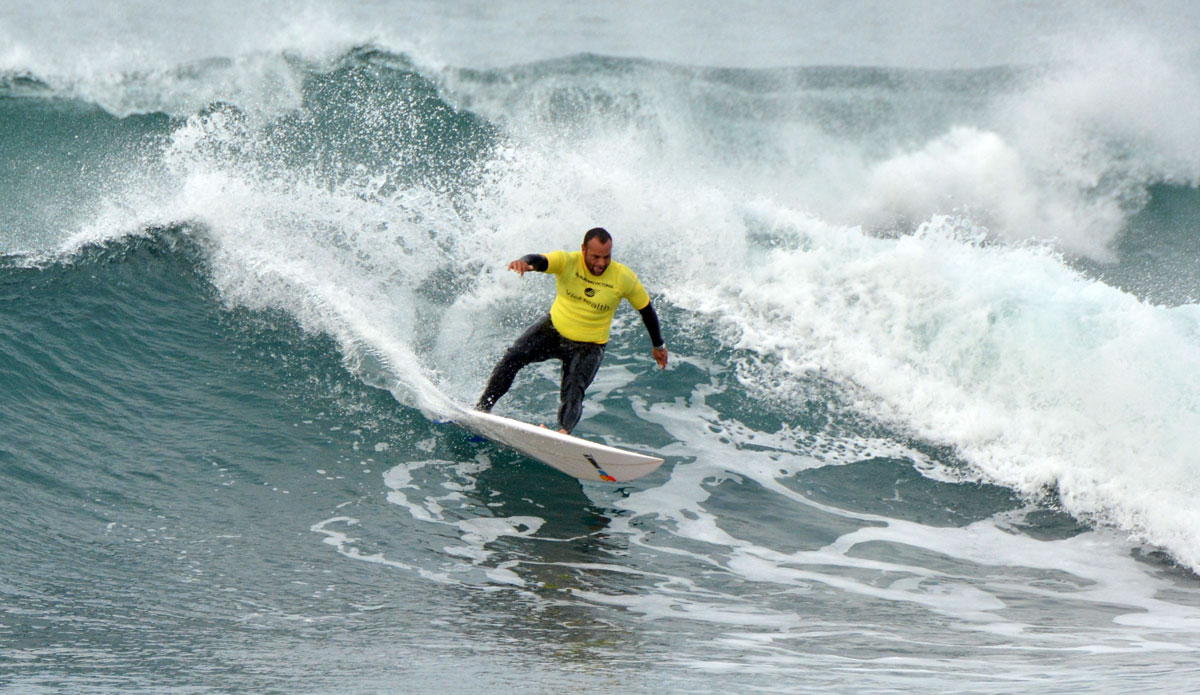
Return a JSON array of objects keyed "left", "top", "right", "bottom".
[{"left": 311, "top": 516, "right": 455, "bottom": 585}]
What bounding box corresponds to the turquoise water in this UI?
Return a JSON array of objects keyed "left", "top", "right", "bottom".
[{"left": 4, "top": 3, "right": 1200, "bottom": 693}]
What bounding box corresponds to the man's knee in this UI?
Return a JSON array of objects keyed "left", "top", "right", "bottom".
[{"left": 562, "top": 349, "right": 604, "bottom": 393}]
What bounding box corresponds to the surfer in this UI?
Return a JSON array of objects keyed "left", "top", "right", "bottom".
[{"left": 477, "top": 227, "right": 668, "bottom": 434}]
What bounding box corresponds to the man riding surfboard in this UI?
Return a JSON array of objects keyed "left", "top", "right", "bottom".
[{"left": 477, "top": 227, "right": 668, "bottom": 433}]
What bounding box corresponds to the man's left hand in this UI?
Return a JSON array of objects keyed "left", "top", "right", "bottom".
[{"left": 652, "top": 346, "right": 668, "bottom": 370}]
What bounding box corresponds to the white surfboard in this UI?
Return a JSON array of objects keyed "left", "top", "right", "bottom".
[{"left": 449, "top": 405, "right": 665, "bottom": 483}]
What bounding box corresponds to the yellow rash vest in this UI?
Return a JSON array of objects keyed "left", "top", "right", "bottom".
[{"left": 543, "top": 249, "right": 651, "bottom": 344}]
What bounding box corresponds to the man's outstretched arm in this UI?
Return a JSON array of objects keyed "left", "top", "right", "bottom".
[
  {"left": 508, "top": 253, "right": 548, "bottom": 275},
  {"left": 639, "top": 302, "right": 668, "bottom": 369}
]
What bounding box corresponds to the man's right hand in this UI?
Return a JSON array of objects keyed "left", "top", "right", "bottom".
[{"left": 508, "top": 259, "right": 534, "bottom": 276}]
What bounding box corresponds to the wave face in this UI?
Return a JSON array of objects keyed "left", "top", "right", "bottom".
[{"left": 4, "top": 3, "right": 1200, "bottom": 693}]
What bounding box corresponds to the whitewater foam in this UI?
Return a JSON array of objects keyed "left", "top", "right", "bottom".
[{"left": 667, "top": 207, "right": 1200, "bottom": 570}]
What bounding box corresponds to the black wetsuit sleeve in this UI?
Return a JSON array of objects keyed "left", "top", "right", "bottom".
[
  {"left": 519, "top": 253, "right": 548, "bottom": 272},
  {"left": 639, "top": 302, "right": 665, "bottom": 348}
]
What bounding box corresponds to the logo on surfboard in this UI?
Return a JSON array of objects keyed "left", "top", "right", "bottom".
[{"left": 583, "top": 454, "right": 617, "bottom": 482}]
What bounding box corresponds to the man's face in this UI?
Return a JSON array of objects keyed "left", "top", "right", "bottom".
[{"left": 582, "top": 238, "right": 612, "bottom": 276}]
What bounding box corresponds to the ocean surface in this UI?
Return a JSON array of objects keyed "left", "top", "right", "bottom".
[{"left": 4, "top": 2, "right": 1200, "bottom": 692}]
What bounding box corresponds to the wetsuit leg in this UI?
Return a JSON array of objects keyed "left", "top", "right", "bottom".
[
  {"left": 476, "top": 316, "right": 558, "bottom": 412},
  {"left": 557, "top": 342, "right": 606, "bottom": 433}
]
